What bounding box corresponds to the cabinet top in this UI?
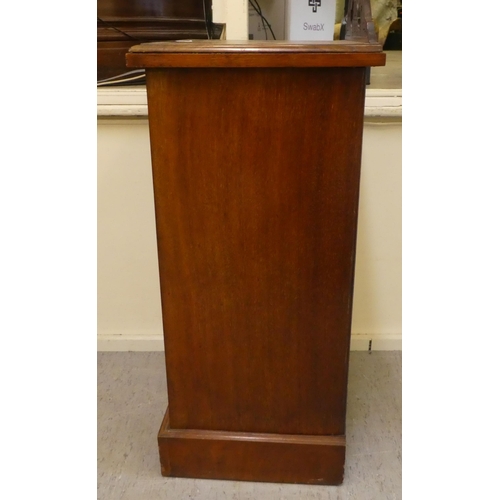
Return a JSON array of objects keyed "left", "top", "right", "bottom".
[{"left": 126, "top": 40, "right": 386, "bottom": 68}]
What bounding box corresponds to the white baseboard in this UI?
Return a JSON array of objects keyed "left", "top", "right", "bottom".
[
  {"left": 98, "top": 333, "right": 165, "bottom": 352},
  {"left": 98, "top": 333, "right": 401, "bottom": 352},
  {"left": 349, "top": 334, "right": 402, "bottom": 351}
]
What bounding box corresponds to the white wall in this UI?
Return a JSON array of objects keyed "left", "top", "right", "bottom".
[
  {"left": 353, "top": 120, "right": 402, "bottom": 349},
  {"left": 212, "top": 0, "right": 249, "bottom": 39},
  {"left": 97, "top": 119, "right": 163, "bottom": 350},
  {"left": 97, "top": 116, "right": 402, "bottom": 351}
]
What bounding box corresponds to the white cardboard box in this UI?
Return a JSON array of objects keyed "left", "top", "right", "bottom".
[{"left": 285, "top": 0, "right": 336, "bottom": 41}]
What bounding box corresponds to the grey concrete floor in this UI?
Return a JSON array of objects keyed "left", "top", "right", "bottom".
[{"left": 98, "top": 351, "right": 401, "bottom": 499}]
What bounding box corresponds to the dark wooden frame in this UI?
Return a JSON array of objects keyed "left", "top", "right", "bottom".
[{"left": 97, "top": 0, "right": 222, "bottom": 81}]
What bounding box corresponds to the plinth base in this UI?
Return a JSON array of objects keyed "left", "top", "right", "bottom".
[{"left": 158, "top": 409, "right": 346, "bottom": 485}]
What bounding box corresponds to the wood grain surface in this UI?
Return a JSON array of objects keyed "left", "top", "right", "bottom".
[{"left": 145, "top": 65, "right": 366, "bottom": 436}]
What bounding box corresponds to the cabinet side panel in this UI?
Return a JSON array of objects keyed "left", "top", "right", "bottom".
[{"left": 146, "top": 67, "right": 366, "bottom": 435}]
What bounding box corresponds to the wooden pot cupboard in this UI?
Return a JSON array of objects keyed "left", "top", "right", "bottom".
[{"left": 126, "top": 38, "right": 385, "bottom": 485}]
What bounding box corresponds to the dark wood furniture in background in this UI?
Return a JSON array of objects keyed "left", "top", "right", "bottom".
[
  {"left": 98, "top": 0, "right": 221, "bottom": 81},
  {"left": 127, "top": 40, "right": 385, "bottom": 485}
]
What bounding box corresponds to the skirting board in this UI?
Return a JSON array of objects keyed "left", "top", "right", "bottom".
[{"left": 97, "top": 333, "right": 402, "bottom": 352}]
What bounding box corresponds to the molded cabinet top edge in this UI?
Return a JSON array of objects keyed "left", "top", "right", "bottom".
[
  {"left": 126, "top": 40, "right": 386, "bottom": 68},
  {"left": 128, "top": 40, "right": 383, "bottom": 54}
]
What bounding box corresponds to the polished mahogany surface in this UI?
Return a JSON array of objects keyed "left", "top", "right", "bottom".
[
  {"left": 145, "top": 64, "right": 366, "bottom": 437},
  {"left": 126, "top": 41, "right": 385, "bottom": 484}
]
